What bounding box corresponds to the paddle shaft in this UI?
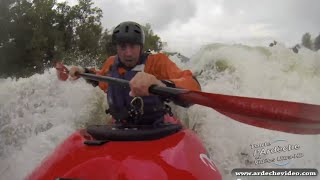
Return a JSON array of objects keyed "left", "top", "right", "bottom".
[{"left": 79, "top": 72, "right": 189, "bottom": 97}]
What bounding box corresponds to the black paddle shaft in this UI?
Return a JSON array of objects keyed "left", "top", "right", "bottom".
[{"left": 79, "top": 73, "right": 188, "bottom": 98}]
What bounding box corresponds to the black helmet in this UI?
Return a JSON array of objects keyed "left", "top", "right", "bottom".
[{"left": 112, "top": 21, "right": 145, "bottom": 45}]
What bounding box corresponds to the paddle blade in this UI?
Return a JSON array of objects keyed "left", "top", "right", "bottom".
[
  {"left": 55, "top": 62, "right": 69, "bottom": 81},
  {"left": 177, "top": 90, "right": 320, "bottom": 134},
  {"left": 217, "top": 110, "right": 320, "bottom": 135}
]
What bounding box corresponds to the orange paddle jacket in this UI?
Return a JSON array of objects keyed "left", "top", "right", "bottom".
[{"left": 93, "top": 53, "right": 201, "bottom": 92}]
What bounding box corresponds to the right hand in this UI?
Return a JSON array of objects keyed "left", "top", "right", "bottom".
[{"left": 69, "top": 66, "right": 85, "bottom": 80}]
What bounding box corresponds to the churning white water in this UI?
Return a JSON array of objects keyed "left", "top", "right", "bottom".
[{"left": 0, "top": 43, "right": 319, "bottom": 180}]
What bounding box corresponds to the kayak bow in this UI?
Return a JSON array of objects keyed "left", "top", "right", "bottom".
[{"left": 26, "top": 117, "right": 222, "bottom": 180}]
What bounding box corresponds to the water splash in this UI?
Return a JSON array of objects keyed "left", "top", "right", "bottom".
[
  {"left": 186, "top": 43, "right": 320, "bottom": 179},
  {"left": 0, "top": 44, "right": 319, "bottom": 180}
]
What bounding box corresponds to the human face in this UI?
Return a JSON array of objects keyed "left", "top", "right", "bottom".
[{"left": 116, "top": 43, "right": 141, "bottom": 68}]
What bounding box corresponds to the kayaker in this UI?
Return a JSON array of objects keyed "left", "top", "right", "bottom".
[{"left": 69, "top": 21, "right": 201, "bottom": 126}]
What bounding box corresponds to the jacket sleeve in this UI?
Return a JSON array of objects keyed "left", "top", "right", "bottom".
[
  {"left": 96, "top": 57, "right": 115, "bottom": 92},
  {"left": 83, "top": 57, "right": 115, "bottom": 92},
  {"left": 146, "top": 53, "right": 201, "bottom": 91},
  {"left": 145, "top": 53, "right": 201, "bottom": 107},
  {"left": 83, "top": 68, "right": 100, "bottom": 87}
]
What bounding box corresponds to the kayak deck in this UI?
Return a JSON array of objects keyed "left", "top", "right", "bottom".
[{"left": 27, "top": 122, "right": 222, "bottom": 180}]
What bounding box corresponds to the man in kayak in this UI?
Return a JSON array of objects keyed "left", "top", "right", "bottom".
[{"left": 70, "top": 21, "right": 201, "bottom": 126}]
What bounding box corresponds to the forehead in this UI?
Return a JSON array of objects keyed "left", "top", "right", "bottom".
[{"left": 117, "top": 42, "right": 140, "bottom": 47}]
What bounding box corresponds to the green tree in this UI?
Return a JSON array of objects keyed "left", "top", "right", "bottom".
[
  {"left": 0, "top": 0, "right": 105, "bottom": 77},
  {"left": 0, "top": 0, "right": 61, "bottom": 76},
  {"left": 302, "top": 33, "right": 312, "bottom": 50},
  {"left": 0, "top": 0, "right": 167, "bottom": 78},
  {"left": 0, "top": 0, "right": 35, "bottom": 77},
  {"left": 142, "top": 23, "right": 164, "bottom": 52},
  {"left": 314, "top": 34, "right": 320, "bottom": 51},
  {"left": 99, "top": 28, "right": 115, "bottom": 57},
  {"left": 0, "top": 0, "right": 13, "bottom": 45},
  {"left": 54, "top": 2, "right": 75, "bottom": 55},
  {"left": 29, "top": 0, "right": 57, "bottom": 64},
  {"left": 0, "top": 0, "right": 13, "bottom": 76},
  {"left": 72, "top": 0, "right": 102, "bottom": 55}
]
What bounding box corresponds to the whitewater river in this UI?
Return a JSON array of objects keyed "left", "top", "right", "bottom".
[{"left": 1, "top": 43, "right": 319, "bottom": 179}]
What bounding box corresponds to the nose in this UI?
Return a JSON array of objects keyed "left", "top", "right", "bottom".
[
  {"left": 124, "top": 46, "right": 134, "bottom": 56},
  {"left": 124, "top": 47, "right": 132, "bottom": 56}
]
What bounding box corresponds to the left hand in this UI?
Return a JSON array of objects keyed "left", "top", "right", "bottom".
[{"left": 129, "top": 72, "right": 166, "bottom": 97}]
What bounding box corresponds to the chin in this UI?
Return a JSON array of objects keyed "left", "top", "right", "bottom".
[
  {"left": 125, "top": 61, "right": 138, "bottom": 67},
  {"left": 124, "top": 63, "right": 134, "bottom": 68}
]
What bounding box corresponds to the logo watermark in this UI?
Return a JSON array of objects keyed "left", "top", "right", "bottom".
[
  {"left": 232, "top": 168, "right": 318, "bottom": 177},
  {"left": 247, "top": 139, "right": 304, "bottom": 166}
]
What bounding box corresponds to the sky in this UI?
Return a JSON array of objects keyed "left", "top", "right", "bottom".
[{"left": 61, "top": 0, "right": 320, "bottom": 56}]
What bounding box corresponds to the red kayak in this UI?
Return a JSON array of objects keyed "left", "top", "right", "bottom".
[{"left": 26, "top": 117, "right": 222, "bottom": 180}]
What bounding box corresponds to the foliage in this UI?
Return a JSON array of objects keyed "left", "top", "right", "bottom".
[
  {"left": 301, "top": 33, "right": 312, "bottom": 50},
  {"left": 0, "top": 0, "right": 164, "bottom": 77},
  {"left": 142, "top": 23, "right": 164, "bottom": 52},
  {"left": 300, "top": 32, "right": 320, "bottom": 52},
  {"left": 314, "top": 34, "right": 320, "bottom": 51}
]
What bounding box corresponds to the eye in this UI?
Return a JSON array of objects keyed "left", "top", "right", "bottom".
[
  {"left": 129, "top": 44, "right": 136, "bottom": 49},
  {"left": 118, "top": 44, "right": 126, "bottom": 50}
]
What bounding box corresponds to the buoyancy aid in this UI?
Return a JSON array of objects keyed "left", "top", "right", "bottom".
[{"left": 106, "top": 54, "right": 169, "bottom": 125}]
